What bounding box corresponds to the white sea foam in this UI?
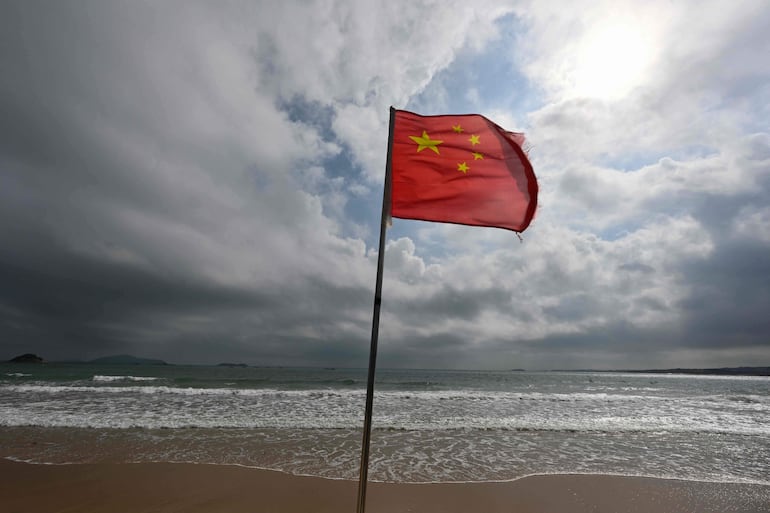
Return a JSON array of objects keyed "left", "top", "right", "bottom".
[
  {"left": 91, "top": 375, "right": 160, "bottom": 382},
  {"left": 2, "top": 368, "right": 769, "bottom": 486},
  {"left": 7, "top": 384, "right": 763, "bottom": 435},
  {"left": 2, "top": 373, "right": 769, "bottom": 435},
  {"left": 4, "top": 382, "right": 770, "bottom": 411}
]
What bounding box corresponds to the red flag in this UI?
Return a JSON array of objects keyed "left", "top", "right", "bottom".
[{"left": 389, "top": 109, "right": 537, "bottom": 232}]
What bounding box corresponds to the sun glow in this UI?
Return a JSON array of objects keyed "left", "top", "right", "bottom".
[{"left": 571, "top": 24, "right": 653, "bottom": 100}]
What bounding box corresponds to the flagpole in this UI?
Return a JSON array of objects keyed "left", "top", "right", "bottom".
[{"left": 356, "top": 106, "right": 395, "bottom": 513}]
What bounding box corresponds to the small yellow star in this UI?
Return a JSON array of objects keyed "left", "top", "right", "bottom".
[
  {"left": 472, "top": 152, "right": 484, "bottom": 160},
  {"left": 457, "top": 162, "right": 469, "bottom": 174},
  {"left": 468, "top": 134, "right": 480, "bottom": 146},
  {"left": 452, "top": 124, "right": 464, "bottom": 133},
  {"left": 409, "top": 131, "right": 443, "bottom": 154}
]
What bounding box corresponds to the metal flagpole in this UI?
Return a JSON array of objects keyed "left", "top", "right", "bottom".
[{"left": 355, "top": 106, "right": 395, "bottom": 513}]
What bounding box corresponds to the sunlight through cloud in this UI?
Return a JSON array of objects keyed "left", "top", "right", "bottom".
[{"left": 571, "top": 23, "right": 654, "bottom": 100}]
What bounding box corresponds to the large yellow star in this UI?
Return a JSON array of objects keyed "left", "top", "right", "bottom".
[
  {"left": 409, "top": 131, "right": 443, "bottom": 154},
  {"left": 468, "top": 134, "right": 480, "bottom": 146},
  {"left": 457, "top": 162, "right": 469, "bottom": 174}
]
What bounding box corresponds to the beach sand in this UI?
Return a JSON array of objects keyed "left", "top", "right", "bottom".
[{"left": 1, "top": 459, "right": 768, "bottom": 513}]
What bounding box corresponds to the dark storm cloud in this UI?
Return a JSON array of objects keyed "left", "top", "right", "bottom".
[
  {"left": 678, "top": 239, "right": 770, "bottom": 348},
  {"left": 670, "top": 137, "right": 770, "bottom": 351},
  {"left": 1, "top": 0, "right": 769, "bottom": 370},
  {"left": 0, "top": 225, "right": 291, "bottom": 359},
  {"left": 0, "top": 1, "right": 375, "bottom": 364},
  {"left": 377, "top": 332, "right": 471, "bottom": 369},
  {"left": 387, "top": 285, "right": 517, "bottom": 323},
  {"left": 0, "top": 229, "right": 375, "bottom": 363},
  {"left": 505, "top": 323, "right": 677, "bottom": 370}
]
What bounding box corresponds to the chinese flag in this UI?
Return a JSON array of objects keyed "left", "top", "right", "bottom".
[{"left": 390, "top": 109, "right": 537, "bottom": 232}]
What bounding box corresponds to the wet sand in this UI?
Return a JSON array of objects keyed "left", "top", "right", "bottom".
[{"left": 1, "top": 458, "right": 768, "bottom": 513}]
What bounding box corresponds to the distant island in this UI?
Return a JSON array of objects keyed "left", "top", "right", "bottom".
[
  {"left": 88, "top": 354, "right": 169, "bottom": 366},
  {"left": 8, "top": 353, "right": 45, "bottom": 364},
  {"left": 217, "top": 363, "right": 249, "bottom": 368}
]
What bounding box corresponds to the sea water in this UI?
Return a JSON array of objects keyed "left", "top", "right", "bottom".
[{"left": 1, "top": 364, "right": 768, "bottom": 484}]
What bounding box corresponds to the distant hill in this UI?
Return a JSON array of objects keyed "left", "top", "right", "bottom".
[
  {"left": 8, "top": 353, "right": 45, "bottom": 364},
  {"left": 89, "top": 354, "right": 168, "bottom": 365},
  {"left": 217, "top": 363, "right": 249, "bottom": 368}
]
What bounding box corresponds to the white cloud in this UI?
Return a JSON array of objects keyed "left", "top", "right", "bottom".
[
  {"left": 377, "top": 214, "right": 714, "bottom": 362},
  {"left": 733, "top": 206, "right": 770, "bottom": 244},
  {"left": 2, "top": 0, "right": 769, "bottom": 368},
  {"left": 246, "top": 0, "right": 518, "bottom": 180}
]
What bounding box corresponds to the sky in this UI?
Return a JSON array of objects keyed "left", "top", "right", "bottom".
[{"left": 1, "top": 0, "right": 769, "bottom": 370}]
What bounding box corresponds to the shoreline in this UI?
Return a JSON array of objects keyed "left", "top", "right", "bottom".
[
  {"left": 2, "top": 459, "right": 769, "bottom": 513},
  {"left": 4, "top": 424, "right": 768, "bottom": 485},
  {"left": 7, "top": 455, "right": 770, "bottom": 488}
]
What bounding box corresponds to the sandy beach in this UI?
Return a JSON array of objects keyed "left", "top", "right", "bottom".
[{"left": 2, "top": 459, "right": 768, "bottom": 513}]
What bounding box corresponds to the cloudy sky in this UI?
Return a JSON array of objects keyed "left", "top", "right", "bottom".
[{"left": 2, "top": 0, "right": 769, "bottom": 370}]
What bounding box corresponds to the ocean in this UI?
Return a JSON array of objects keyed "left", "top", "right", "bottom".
[{"left": 1, "top": 364, "right": 768, "bottom": 484}]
